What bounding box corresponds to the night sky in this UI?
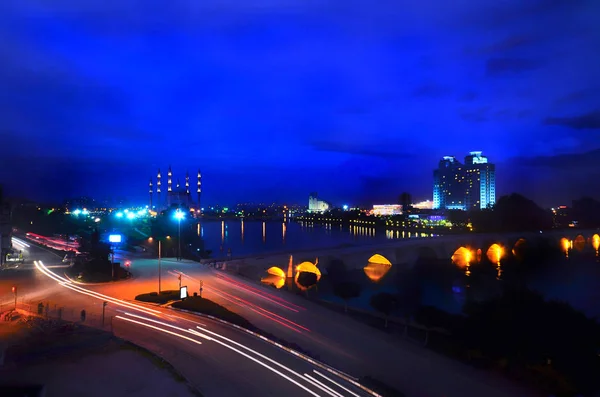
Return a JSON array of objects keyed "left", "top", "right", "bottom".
[{"left": 1, "top": 1, "right": 599, "bottom": 207}]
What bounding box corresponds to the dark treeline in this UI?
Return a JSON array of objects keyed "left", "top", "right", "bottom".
[{"left": 303, "top": 236, "right": 600, "bottom": 397}]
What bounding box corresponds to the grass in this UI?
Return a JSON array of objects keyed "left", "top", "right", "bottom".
[
  {"left": 172, "top": 297, "right": 253, "bottom": 329},
  {"left": 135, "top": 290, "right": 181, "bottom": 304}
]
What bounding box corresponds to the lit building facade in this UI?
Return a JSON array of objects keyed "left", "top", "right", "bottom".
[
  {"left": 464, "top": 151, "right": 496, "bottom": 210},
  {"left": 433, "top": 152, "right": 496, "bottom": 211},
  {"left": 372, "top": 204, "right": 403, "bottom": 216},
  {"left": 433, "top": 156, "right": 466, "bottom": 210},
  {"left": 308, "top": 193, "right": 331, "bottom": 213}
]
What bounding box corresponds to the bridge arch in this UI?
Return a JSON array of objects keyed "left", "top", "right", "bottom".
[
  {"left": 573, "top": 234, "right": 586, "bottom": 251},
  {"left": 364, "top": 253, "right": 393, "bottom": 282},
  {"left": 451, "top": 246, "right": 473, "bottom": 268}
]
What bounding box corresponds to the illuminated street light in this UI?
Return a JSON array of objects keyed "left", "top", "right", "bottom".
[{"left": 174, "top": 209, "right": 185, "bottom": 261}]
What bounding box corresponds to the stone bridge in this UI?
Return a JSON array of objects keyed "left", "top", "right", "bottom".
[{"left": 288, "top": 229, "right": 600, "bottom": 271}]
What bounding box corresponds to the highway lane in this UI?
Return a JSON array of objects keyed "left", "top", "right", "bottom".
[
  {"left": 97, "top": 257, "right": 537, "bottom": 397},
  {"left": 12, "top": 247, "right": 379, "bottom": 397}
]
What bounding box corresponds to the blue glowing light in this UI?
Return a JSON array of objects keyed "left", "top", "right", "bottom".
[
  {"left": 126, "top": 212, "right": 135, "bottom": 220},
  {"left": 174, "top": 209, "right": 185, "bottom": 221},
  {"left": 72, "top": 209, "right": 82, "bottom": 216},
  {"left": 115, "top": 212, "right": 124, "bottom": 218}
]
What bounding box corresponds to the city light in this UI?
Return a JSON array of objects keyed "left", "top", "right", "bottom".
[
  {"left": 115, "top": 212, "right": 124, "bottom": 218},
  {"left": 174, "top": 209, "right": 185, "bottom": 220},
  {"left": 72, "top": 209, "right": 82, "bottom": 216},
  {"left": 81, "top": 209, "right": 89, "bottom": 215},
  {"left": 343, "top": 205, "right": 349, "bottom": 211},
  {"left": 108, "top": 234, "right": 123, "bottom": 243},
  {"left": 126, "top": 212, "right": 135, "bottom": 220}
]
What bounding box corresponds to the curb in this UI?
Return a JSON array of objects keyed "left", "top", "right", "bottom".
[{"left": 162, "top": 305, "right": 382, "bottom": 397}]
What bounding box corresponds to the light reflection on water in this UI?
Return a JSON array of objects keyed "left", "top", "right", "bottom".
[{"left": 194, "top": 220, "right": 432, "bottom": 257}]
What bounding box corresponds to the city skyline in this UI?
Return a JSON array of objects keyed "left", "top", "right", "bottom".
[{"left": 1, "top": 1, "right": 599, "bottom": 206}]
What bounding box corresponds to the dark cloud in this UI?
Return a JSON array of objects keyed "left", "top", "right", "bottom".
[
  {"left": 543, "top": 110, "right": 600, "bottom": 130},
  {"left": 412, "top": 83, "right": 451, "bottom": 98},
  {"left": 512, "top": 148, "right": 600, "bottom": 168},
  {"left": 466, "top": 35, "right": 535, "bottom": 55},
  {"left": 311, "top": 141, "right": 415, "bottom": 159},
  {"left": 459, "top": 107, "right": 490, "bottom": 122},
  {"left": 485, "top": 58, "right": 541, "bottom": 76},
  {"left": 458, "top": 91, "right": 478, "bottom": 102},
  {"left": 554, "top": 88, "right": 600, "bottom": 105}
]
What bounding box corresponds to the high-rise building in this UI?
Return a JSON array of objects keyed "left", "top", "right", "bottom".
[
  {"left": 433, "top": 156, "right": 466, "bottom": 210},
  {"left": 433, "top": 152, "right": 496, "bottom": 211},
  {"left": 464, "top": 151, "right": 496, "bottom": 210},
  {"left": 308, "top": 192, "right": 331, "bottom": 213}
]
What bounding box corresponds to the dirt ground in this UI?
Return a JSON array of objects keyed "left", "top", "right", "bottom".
[{"left": 0, "top": 311, "right": 202, "bottom": 397}]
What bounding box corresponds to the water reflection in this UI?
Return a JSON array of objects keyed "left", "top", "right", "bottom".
[
  {"left": 452, "top": 247, "right": 472, "bottom": 276},
  {"left": 241, "top": 220, "right": 244, "bottom": 243},
  {"left": 574, "top": 234, "right": 586, "bottom": 251},
  {"left": 560, "top": 237, "right": 571, "bottom": 258},
  {"left": 364, "top": 254, "right": 392, "bottom": 282},
  {"left": 282, "top": 222, "right": 287, "bottom": 243},
  {"left": 262, "top": 221, "right": 266, "bottom": 243},
  {"left": 593, "top": 234, "right": 599, "bottom": 256},
  {"left": 221, "top": 221, "right": 225, "bottom": 245}
]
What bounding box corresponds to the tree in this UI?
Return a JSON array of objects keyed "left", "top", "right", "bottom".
[
  {"left": 471, "top": 193, "right": 553, "bottom": 232},
  {"left": 370, "top": 292, "right": 397, "bottom": 328},
  {"left": 399, "top": 192, "right": 413, "bottom": 214},
  {"left": 296, "top": 272, "right": 318, "bottom": 290},
  {"left": 333, "top": 281, "right": 361, "bottom": 312},
  {"left": 396, "top": 270, "right": 423, "bottom": 335},
  {"left": 326, "top": 259, "right": 348, "bottom": 286}
]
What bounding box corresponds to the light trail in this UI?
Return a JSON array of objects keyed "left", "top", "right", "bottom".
[
  {"left": 216, "top": 273, "right": 306, "bottom": 311},
  {"left": 35, "top": 261, "right": 161, "bottom": 316},
  {"left": 205, "top": 285, "right": 308, "bottom": 333},
  {"left": 115, "top": 315, "right": 205, "bottom": 346},
  {"left": 187, "top": 328, "right": 322, "bottom": 397},
  {"left": 34, "top": 259, "right": 366, "bottom": 397},
  {"left": 303, "top": 374, "right": 344, "bottom": 397},
  {"left": 313, "top": 371, "right": 361, "bottom": 397},
  {"left": 304, "top": 374, "right": 345, "bottom": 397},
  {"left": 120, "top": 312, "right": 211, "bottom": 341},
  {"left": 12, "top": 237, "right": 31, "bottom": 248},
  {"left": 209, "top": 285, "right": 311, "bottom": 332}
]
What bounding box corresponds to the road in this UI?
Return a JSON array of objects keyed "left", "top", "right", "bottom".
[
  {"left": 1, "top": 239, "right": 381, "bottom": 397},
  {"left": 87, "top": 255, "right": 536, "bottom": 397}
]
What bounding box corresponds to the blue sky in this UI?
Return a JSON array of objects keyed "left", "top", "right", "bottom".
[{"left": 0, "top": 0, "right": 599, "bottom": 207}]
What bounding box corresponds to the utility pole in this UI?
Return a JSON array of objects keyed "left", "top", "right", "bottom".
[
  {"left": 102, "top": 301, "right": 107, "bottom": 327},
  {"left": 12, "top": 286, "right": 17, "bottom": 310},
  {"left": 158, "top": 240, "right": 162, "bottom": 294},
  {"left": 199, "top": 280, "right": 203, "bottom": 297},
  {"left": 111, "top": 250, "right": 115, "bottom": 280},
  {"left": 178, "top": 274, "right": 182, "bottom": 289}
]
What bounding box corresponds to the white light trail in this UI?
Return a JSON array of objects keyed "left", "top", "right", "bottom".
[
  {"left": 121, "top": 312, "right": 211, "bottom": 341},
  {"left": 302, "top": 374, "right": 343, "bottom": 397},
  {"left": 304, "top": 374, "right": 345, "bottom": 397},
  {"left": 35, "top": 261, "right": 161, "bottom": 316},
  {"left": 313, "top": 370, "right": 361, "bottom": 397},
  {"left": 115, "top": 316, "right": 205, "bottom": 346},
  {"left": 188, "top": 329, "right": 322, "bottom": 397}
]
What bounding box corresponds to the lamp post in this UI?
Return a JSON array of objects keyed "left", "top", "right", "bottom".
[
  {"left": 158, "top": 240, "right": 162, "bottom": 293},
  {"left": 174, "top": 209, "right": 185, "bottom": 261}
]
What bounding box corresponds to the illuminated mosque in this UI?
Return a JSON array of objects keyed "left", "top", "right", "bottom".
[{"left": 148, "top": 166, "right": 202, "bottom": 211}]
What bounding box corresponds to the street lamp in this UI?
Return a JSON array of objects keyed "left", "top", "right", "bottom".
[{"left": 174, "top": 209, "right": 185, "bottom": 261}]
